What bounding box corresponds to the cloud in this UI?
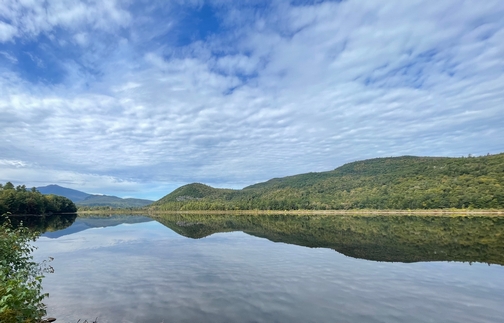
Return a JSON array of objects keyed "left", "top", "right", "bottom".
[
  {"left": 0, "top": 50, "right": 17, "bottom": 63},
  {"left": 0, "top": 158, "right": 27, "bottom": 167},
  {"left": 0, "top": 0, "right": 131, "bottom": 43},
  {"left": 0, "top": 20, "right": 17, "bottom": 41},
  {"left": 0, "top": 0, "right": 503, "bottom": 199}
]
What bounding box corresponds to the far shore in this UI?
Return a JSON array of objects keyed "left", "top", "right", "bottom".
[{"left": 76, "top": 209, "right": 504, "bottom": 217}]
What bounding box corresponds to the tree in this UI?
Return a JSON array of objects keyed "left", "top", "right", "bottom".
[
  {"left": 0, "top": 183, "right": 77, "bottom": 215},
  {"left": 4, "top": 182, "right": 14, "bottom": 190}
]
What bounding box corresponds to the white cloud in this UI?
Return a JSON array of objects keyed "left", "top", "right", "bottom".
[
  {"left": 73, "top": 32, "right": 89, "bottom": 47},
  {"left": 0, "top": 159, "right": 27, "bottom": 167},
  {"left": 0, "top": 0, "right": 503, "bottom": 198},
  {"left": 0, "top": 161, "right": 139, "bottom": 191},
  {"left": 0, "top": 0, "right": 131, "bottom": 42},
  {"left": 0, "top": 20, "right": 17, "bottom": 42},
  {"left": 0, "top": 50, "right": 18, "bottom": 63}
]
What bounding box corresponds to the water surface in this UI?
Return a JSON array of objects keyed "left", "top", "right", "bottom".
[{"left": 30, "top": 214, "right": 504, "bottom": 323}]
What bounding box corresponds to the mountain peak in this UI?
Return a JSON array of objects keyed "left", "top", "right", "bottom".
[{"left": 37, "top": 185, "right": 91, "bottom": 202}]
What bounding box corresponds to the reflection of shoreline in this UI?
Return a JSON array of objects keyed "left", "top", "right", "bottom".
[
  {"left": 145, "top": 209, "right": 504, "bottom": 216},
  {"left": 76, "top": 209, "right": 504, "bottom": 217},
  {"left": 155, "top": 213, "right": 504, "bottom": 266},
  {"left": 2, "top": 214, "right": 78, "bottom": 233}
]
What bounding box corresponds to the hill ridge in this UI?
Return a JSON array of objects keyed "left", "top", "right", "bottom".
[{"left": 151, "top": 153, "right": 504, "bottom": 210}]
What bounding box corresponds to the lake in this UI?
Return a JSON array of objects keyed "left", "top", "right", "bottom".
[{"left": 24, "top": 213, "right": 504, "bottom": 323}]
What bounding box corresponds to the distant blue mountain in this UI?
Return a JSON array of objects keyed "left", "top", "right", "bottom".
[
  {"left": 77, "top": 195, "right": 154, "bottom": 207},
  {"left": 37, "top": 184, "right": 153, "bottom": 207},
  {"left": 37, "top": 184, "right": 91, "bottom": 202}
]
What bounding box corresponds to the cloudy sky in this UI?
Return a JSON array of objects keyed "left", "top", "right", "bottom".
[{"left": 1, "top": 0, "right": 503, "bottom": 200}]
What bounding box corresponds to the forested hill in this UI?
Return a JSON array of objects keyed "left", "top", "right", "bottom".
[
  {"left": 151, "top": 153, "right": 504, "bottom": 210},
  {"left": 0, "top": 182, "right": 77, "bottom": 215}
]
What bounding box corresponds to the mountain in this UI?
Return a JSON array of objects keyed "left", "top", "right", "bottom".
[
  {"left": 156, "top": 183, "right": 233, "bottom": 203},
  {"left": 77, "top": 195, "right": 153, "bottom": 207},
  {"left": 37, "top": 184, "right": 90, "bottom": 202},
  {"left": 151, "top": 153, "right": 504, "bottom": 210},
  {"left": 37, "top": 184, "right": 153, "bottom": 208}
]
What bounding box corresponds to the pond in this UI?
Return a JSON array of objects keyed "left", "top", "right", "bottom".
[{"left": 25, "top": 213, "right": 504, "bottom": 323}]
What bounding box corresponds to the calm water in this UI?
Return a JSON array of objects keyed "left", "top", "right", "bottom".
[{"left": 27, "top": 214, "right": 504, "bottom": 323}]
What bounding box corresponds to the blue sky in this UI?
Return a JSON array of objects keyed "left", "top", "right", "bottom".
[{"left": 1, "top": 0, "right": 503, "bottom": 200}]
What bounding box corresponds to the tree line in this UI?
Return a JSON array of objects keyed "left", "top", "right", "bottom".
[{"left": 0, "top": 182, "right": 77, "bottom": 215}]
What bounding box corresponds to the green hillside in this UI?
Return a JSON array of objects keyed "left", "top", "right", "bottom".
[
  {"left": 155, "top": 183, "right": 234, "bottom": 204},
  {"left": 151, "top": 153, "right": 504, "bottom": 210}
]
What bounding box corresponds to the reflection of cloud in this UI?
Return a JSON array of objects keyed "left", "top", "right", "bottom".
[
  {"left": 33, "top": 221, "right": 504, "bottom": 323},
  {"left": 35, "top": 222, "right": 175, "bottom": 253},
  {"left": 1, "top": 1, "right": 504, "bottom": 199}
]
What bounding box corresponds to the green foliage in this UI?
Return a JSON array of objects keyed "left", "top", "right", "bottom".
[
  {"left": 0, "top": 182, "right": 77, "bottom": 215},
  {"left": 0, "top": 215, "right": 52, "bottom": 323},
  {"left": 155, "top": 183, "right": 234, "bottom": 204},
  {"left": 151, "top": 153, "right": 504, "bottom": 210}
]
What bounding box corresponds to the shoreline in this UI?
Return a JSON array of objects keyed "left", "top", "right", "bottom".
[{"left": 76, "top": 209, "right": 504, "bottom": 217}]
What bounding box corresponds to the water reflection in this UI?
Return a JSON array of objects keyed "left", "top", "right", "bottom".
[
  {"left": 32, "top": 216, "right": 504, "bottom": 323},
  {"left": 1, "top": 213, "right": 77, "bottom": 233},
  {"left": 42, "top": 215, "right": 153, "bottom": 238},
  {"left": 10, "top": 213, "right": 504, "bottom": 265},
  {"left": 156, "top": 213, "right": 504, "bottom": 265}
]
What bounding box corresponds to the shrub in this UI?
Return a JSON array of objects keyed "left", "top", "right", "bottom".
[{"left": 0, "top": 214, "right": 52, "bottom": 323}]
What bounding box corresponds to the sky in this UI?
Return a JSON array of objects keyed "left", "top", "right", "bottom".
[{"left": 1, "top": 0, "right": 503, "bottom": 200}]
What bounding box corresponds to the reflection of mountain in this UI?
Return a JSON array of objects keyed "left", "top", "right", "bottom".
[
  {"left": 76, "top": 215, "right": 154, "bottom": 228},
  {"left": 43, "top": 220, "right": 90, "bottom": 238},
  {"left": 43, "top": 215, "right": 154, "bottom": 238},
  {"left": 4, "top": 214, "right": 153, "bottom": 238},
  {"left": 155, "top": 214, "right": 504, "bottom": 265}
]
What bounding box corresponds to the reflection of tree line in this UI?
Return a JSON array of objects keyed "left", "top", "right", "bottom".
[
  {"left": 1, "top": 214, "right": 78, "bottom": 233},
  {"left": 7, "top": 213, "right": 504, "bottom": 265},
  {"left": 155, "top": 214, "right": 504, "bottom": 265}
]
